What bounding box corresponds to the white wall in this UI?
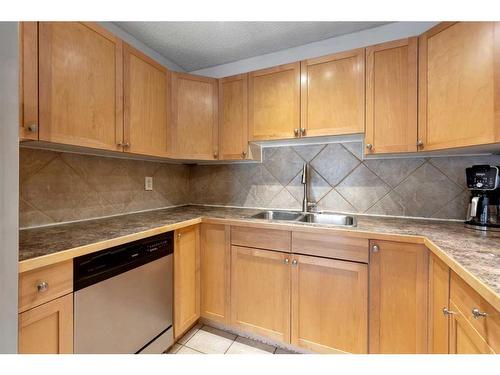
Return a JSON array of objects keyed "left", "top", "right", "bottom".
[
  {"left": 0, "top": 22, "right": 19, "bottom": 353},
  {"left": 190, "top": 21, "right": 438, "bottom": 78},
  {"left": 100, "top": 22, "right": 185, "bottom": 72}
]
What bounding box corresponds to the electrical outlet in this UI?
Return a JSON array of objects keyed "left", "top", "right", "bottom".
[{"left": 145, "top": 177, "right": 153, "bottom": 191}]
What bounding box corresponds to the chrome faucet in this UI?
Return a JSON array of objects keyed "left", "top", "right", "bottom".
[{"left": 301, "top": 163, "right": 317, "bottom": 213}]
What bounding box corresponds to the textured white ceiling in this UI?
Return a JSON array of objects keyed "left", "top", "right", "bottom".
[{"left": 114, "top": 22, "right": 390, "bottom": 71}]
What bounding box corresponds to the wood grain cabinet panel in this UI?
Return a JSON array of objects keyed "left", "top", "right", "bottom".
[
  {"left": 19, "top": 293, "right": 73, "bottom": 354},
  {"left": 174, "top": 225, "right": 200, "bottom": 338},
  {"left": 218, "top": 74, "right": 248, "bottom": 160},
  {"left": 418, "top": 22, "right": 500, "bottom": 151},
  {"left": 428, "top": 254, "right": 450, "bottom": 354},
  {"left": 300, "top": 49, "right": 365, "bottom": 137},
  {"left": 365, "top": 38, "right": 418, "bottom": 154},
  {"left": 169, "top": 72, "right": 218, "bottom": 160},
  {"left": 291, "top": 254, "right": 368, "bottom": 353},
  {"left": 369, "top": 240, "right": 429, "bottom": 353},
  {"left": 123, "top": 44, "right": 169, "bottom": 157},
  {"left": 200, "top": 223, "right": 230, "bottom": 324},
  {"left": 19, "top": 22, "right": 39, "bottom": 141},
  {"left": 231, "top": 226, "right": 291, "bottom": 252},
  {"left": 249, "top": 62, "right": 300, "bottom": 141},
  {"left": 230, "top": 246, "right": 291, "bottom": 343},
  {"left": 38, "top": 22, "right": 123, "bottom": 151}
]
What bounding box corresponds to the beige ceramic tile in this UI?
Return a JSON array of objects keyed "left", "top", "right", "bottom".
[
  {"left": 166, "top": 343, "right": 182, "bottom": 354},
  {"left": 176, "top": 346, "right": 203, "bottom": 354},
  {"left": 226, "top": 336, "right": 275, "bottom": 354},
  {"left": 185, "top": 326, "right": 236, "bottom": 354},
  {"left": 177, "top": 323, "right": 203, "bottom": 345}
]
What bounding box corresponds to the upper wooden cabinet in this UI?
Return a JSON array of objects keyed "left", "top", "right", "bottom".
[
  {"left": 123, "top": 44, "right": 170, "bottom": 157},
  {"left": 365, "top": 38, "right": 418, "bottom": 154},
  {"left": 418, "top": 22, "right": 500, "bottom": 151},
  {"left": 200, "top": 223, "right": 230, "bottom": 324},
  {"left": 169, "top": 72, "right": 218, "bottom": 160},
  {"left": 291, "top": 254, "right": 368, "bottom": 353},
  {"left": 249, "top": 62, "right": 300, "bottom": 141},
  {"left": 38, "top": 22, "right": 123, "bottom": 151},
  {"left": 301, "top": 49, "right": 365, "bottom": 137},
  {"left": 369, "top": 240, "right": 429, "bottom": 353},
  {"left": 174, "top": 225, "right": 200, "bottom": 339},
  {"left": 218, "top": 74, "right": 248, "bottom": 160}
]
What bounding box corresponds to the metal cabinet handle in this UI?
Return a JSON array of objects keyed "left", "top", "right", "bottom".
[
  {"left": 366, "top": 143, "right": 373, "bottom": 150},
  {"left": 416, "top": 140, "right": 424, "bottom": 148},
  {"left": 292, "top": 259, "right": 298, "bottom": 266},
  {"left": 372, "top": 244, "right": 379, "bottom": 253},
  {"left": 442, "top": 307, "right": 456, "bottom": 316},
  {"left": 117, "top": 142, "right": 130, "bottom": 148},
  {"left": 300, "top": 128, "right": 306, "bottom": 136},
  {"left": 37, "top": 281, "right": 49, "bottom": 293},
  {"left": 27, "top": 124, "right": 38, "bottom": 133},
  {"left": 242, "top": 151, "right": 247, "bottom": 158},
  {"left": 213, "top": 152, "right": 218, "bottom": 159},
  {"left": 294, "top": 129, "right": 300, "bottom": 137},
  {"left": 284, "top": 258, "right": 289, "bottom": 264},
  {"left": 177, "top": 233, "right": 181, "bottom": 239},
  {"left": 472, "top": 308, "right": 488, "bottom": 319}
]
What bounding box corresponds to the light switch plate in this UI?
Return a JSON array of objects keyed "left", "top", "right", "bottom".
[{"left": 145, "top": 177, "right": 153, "bottom": 191}]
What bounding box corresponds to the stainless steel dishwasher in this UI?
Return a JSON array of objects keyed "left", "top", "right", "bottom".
[{"left": 74, "top": 232, "right": 173, "bottom": 354}]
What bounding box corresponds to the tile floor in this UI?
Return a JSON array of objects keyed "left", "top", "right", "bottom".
[{"left": 166, "top": 324, "right": 297, "bottom": 354}]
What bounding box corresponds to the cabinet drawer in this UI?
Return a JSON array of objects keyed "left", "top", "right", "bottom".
[
  {"left": 231, "top": 226, "right": 290, "bottom": 252},
  {"left": 450, "top": 272, "right": 500, "bottom": 352},
  {"left": 19, "top": 260, "right": 73, "bottom": 313},
  {"left": 292, "top": 231, "right": 368, "bottom": 263}
]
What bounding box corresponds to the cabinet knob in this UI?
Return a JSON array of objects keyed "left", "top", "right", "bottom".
[
  {"left": 284, "top": 258, "right": 289, "bottom": 264},
  {"left": 442, "top": 307, "right": 456, "bottom": 316},
  {"left": 472, "top": 308, "right": 488, "bottom": 319},
  {"left": 294, "top": 129, "right": 300, "bottom": 137},
  {"left": 242, "top": 151, "right": 247, "bottom": 158},
  {"left": 213, "top": 152, "right": 218, "bottom": 159},
  {"left": 300, "top": 128, "right": 306, "bottom": 136},
  {"left": 416, "top": 140, "right": 424, "bottom": 148},
  {"left": 372, "top": 244, "right": 379, "bottom": 253},
  {"left": 37, "top": 281, "right": 49, "bottom": 293},
  {"left": 27, "top": 124, "right": 38, "bottom": 133},
  {"left": 366, "top": 143, "right": 373, "bottom": 150},
  {"left": 117, "top": 142, "right": 130, "bottom": 148},
  {"left": 177, "top": 233, "right": 181, "bottom": 239},
  {"left": 292, "top": 259, "right": 298, "bottom": 266}
]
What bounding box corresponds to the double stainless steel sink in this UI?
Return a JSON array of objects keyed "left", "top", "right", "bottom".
[{"left": 251, "top": 210, "right": 356, "bottom": 226}]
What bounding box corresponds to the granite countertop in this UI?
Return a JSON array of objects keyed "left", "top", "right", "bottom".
[{"left": 19, "top": 205, "right": 500, "bottom": 297}]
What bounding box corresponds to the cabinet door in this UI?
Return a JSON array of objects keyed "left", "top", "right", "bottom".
[
  {"left": 365, "top": 38, "right": 417, "bottom": 154},
  {"left": 230, "top": 246, "right": 291, "bottom": 343},
  {"left": 428, "top": 254, "right": 450, "bottom": 353},
  {"left": 170, "top": 72, "right": 218, "bottom": 160},
  {"left": 123, "top": 43, "right": 169, "bottom": 157},
  {"left": 218, "top": 74, "right": 248, "bottom": 160},
  {"left": 449, "top": 301, "right": 495, "bottom": 354},
  {"left": 200, "top": 223, "right": 230, "bottom": 324},
  {"left": 300, "top": 49, "right": 364, "bottom": 137},
  {"left": 291, "top": 254, "right": 368, "bottom": 353},
  {"left": 19, "top": 22, "right": 39, "bottom": 141},
  {"left": 174, "top": 225, "right": 200, "bottom": 338},
  {"left": 369, "top": 240, "right": 429, "bottom": 353},
  {"left": 418, "top": 22, "right": 500, "bottom": 151},
  {"left": 19, "top": 293, "right": 73, "bottom": 354},
  {"left": 249, "top": 62, "right": 300, "bottom": 141},
  {"left": 38, "top": 22, "right": 123, "bottom": 151}
]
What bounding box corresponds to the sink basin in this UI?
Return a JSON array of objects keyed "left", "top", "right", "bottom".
[
  {"left": 251, "top": 210, "right": 356, "bottom": 226},
  {"left": 251, "top": 210, "right": 303, "bottom": 221},
  {"left": 299, "top": 213, "right": 356, "bottom": 226}
]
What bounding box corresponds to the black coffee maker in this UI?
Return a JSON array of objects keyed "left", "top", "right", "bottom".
[{"left": 465, "top": 165, "right": 500, "bottom": 231}]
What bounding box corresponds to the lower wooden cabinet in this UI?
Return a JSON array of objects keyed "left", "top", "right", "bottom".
[
  {"left": 449, "top": 301, "right": 495, "bottom": 354},
  {"left": 174, "top": 225, "right": 200, "bottom": 338},
  {"left": 369, "top": 240, "right": 429, "bottom": 353},
  {"left": 200, "top": 223, "right": 230, "bottom": 324},
  {"left": 428, "top": 254, "right": 450, "bottom": 353},
  {"left": 230, "top": 246, "right": 291, "bottom": 343},
  {"left": 18, "top": 293, "right": 73, "bottom": 354},
  {"left": 291, "top": 254, "right": 368, "bottom": 353}
]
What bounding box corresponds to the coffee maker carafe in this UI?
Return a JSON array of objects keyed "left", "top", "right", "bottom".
[{"left": 465, "top": 165, "right": 500, "bottom": 231}]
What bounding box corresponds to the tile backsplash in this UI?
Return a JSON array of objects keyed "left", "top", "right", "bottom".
[
  {"left": 20, "top": 142, "right": 500, "bottom": 228},
  {"left": 189, "top": 142, "right": 500, "bottom": 220},
  {"left": 20, "top": 148, "right": 190, "bottom": 228}
]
